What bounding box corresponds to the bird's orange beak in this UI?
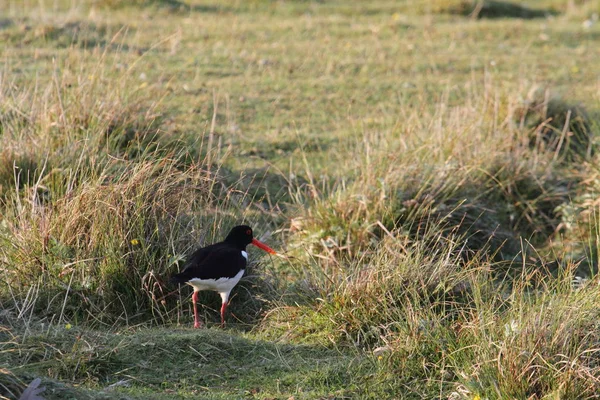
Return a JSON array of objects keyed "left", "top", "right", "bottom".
[{"left": 252, "top": 238, "right": 277, "bottom": 254}]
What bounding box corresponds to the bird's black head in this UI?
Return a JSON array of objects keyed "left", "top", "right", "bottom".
[
  {"left": 224, "top": 225, "right": 277, "bottom": 254},
  {"left": 224, "top": 225, "right": 254, "bottom": 248}
]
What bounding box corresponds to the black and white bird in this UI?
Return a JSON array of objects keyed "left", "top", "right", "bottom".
[{"left": 171, "top": 225, "right": 276, "bottom": 328}]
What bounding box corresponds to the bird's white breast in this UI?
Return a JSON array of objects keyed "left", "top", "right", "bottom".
[{"left": 187, "top": 269, "right": 245, "bottom": 294}]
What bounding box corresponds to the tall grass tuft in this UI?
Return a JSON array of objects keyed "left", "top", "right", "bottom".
[
  {"left": 280, "top": 87, "right": 576, "bottom": 273},
  {"left": 449, "top": 269, "right": 600, "bottom": 398},
  {"left": 1, "top": 158, "right": 212, "bottom": 325}
]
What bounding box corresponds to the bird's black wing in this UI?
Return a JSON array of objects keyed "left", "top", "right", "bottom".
[
  {"left": 181, "top": 242, "right": 220, "bottom": 271},
  {"left": 171, "top": 244, "right": 247, "bottom": 283}
]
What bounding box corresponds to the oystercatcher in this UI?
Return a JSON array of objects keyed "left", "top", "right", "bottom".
[{"left": 171, "top": 225, "right": 276, "bottom": 328}]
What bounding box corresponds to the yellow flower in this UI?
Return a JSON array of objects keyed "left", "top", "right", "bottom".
[
  {"left": 131, "top": 239, "right": 139, "bottom": 246},
  {"left": 473, "top": 395, "right": 481, "bottom": 400},
  {"left": 65, "top": 323, "right": 72, "bottom": 330}
]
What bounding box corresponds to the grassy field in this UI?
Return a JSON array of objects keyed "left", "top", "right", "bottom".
[{"left": 1, "top": 0, "right": 600, "bottom": 398}]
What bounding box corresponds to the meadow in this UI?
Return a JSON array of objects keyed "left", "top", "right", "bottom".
[{"left": 1, "top": 0, "right": 600, "bottom": 398}]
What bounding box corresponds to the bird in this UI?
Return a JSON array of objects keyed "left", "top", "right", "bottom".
[{"left": 171, "top": 225, "right": 276, "bottom": 328}]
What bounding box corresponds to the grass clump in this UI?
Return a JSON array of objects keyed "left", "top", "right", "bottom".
[
  {"left": 0, "top": 364, "right": 27, "bottom": 400},
  {"left": 263, "top": 228, "right": 473, "bottom": 346},
  {"left": 517, "top": 87, "right": 595, "bottom": 162},
  {"left": 0, "top": 158, "right": 214, "bottom": 326},
  {"left": 281, "top": 89, "right": 576, "bottom": 271},
  {"left": 552, "top": 160, "right": 600, "bottom": 272},
  {"left": 450, "top": 271, "right": 600, "bottom": 398}
]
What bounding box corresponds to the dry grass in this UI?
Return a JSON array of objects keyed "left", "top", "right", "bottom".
[{"left": 451, "top": 270, "right": 600, "bottom": 398}]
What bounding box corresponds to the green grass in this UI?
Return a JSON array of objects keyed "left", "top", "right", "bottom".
[
  {"left": 2, "top": 322, "right": 373, "bottom": 399},
  {"left": 1, "top": 0, "right": 600, "bottom": 398}
]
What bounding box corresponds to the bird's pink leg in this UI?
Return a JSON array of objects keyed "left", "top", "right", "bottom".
[
  {"left": 192, "top": 291, "right": 202, "bottom": 328},
  {"left": 220, "top": 301, "right": 227, "bottom": 328}
]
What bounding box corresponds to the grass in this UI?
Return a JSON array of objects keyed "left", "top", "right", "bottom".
[
  {"left": 2, "top": 322, "right": 371, "bottom": 399},
  {"left": 1, "top": 0, "right": 600, "bottom": 398}
]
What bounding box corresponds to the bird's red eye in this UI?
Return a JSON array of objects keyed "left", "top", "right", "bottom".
[{"left": 246, "top": 229, "right": 252, "bottom": 235}]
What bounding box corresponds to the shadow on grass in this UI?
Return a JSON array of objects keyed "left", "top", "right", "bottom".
[
  {"left": 96, "top": 0, "right": 230, "bottom": 13},
  {"left": 447, "top": 0, "right": 557, "bottom": 19},
  {"left": 0, "top": 18, "right": 14, "bottom": 29},
  {"left": 1, "top": 20, "right": 148, "bottom": 53}
]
